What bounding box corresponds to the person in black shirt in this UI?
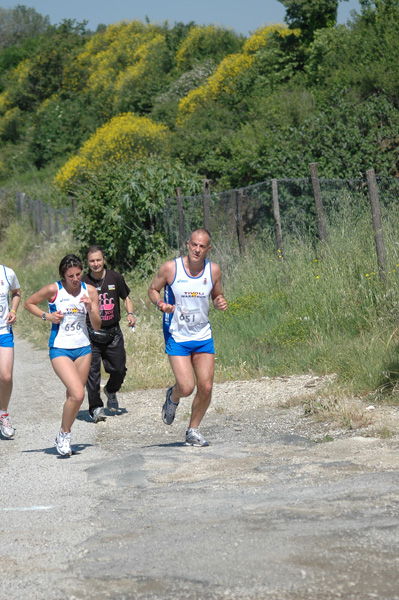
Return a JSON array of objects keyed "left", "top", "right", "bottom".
[{"left": 82, "top": 245, "right": 135, "bottom": 422}]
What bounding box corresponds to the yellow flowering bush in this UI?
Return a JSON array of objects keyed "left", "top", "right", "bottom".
[
  {"left": 54, "top": 113, "right": 169, "bottom": 192},
  {"left": 178, "top": 53, "right": 254, "bottom": 122},
  {"left": 65, "top": 21, "right": 161, "bottom": 96},
  {"left": 177, "top": 24, "right": 297, "bottom": 124},
  {"left": 243, "top": 24, "right": 298, "bottom": 54},
  {"left": 63, "top": 21, "right": 171, "bottom": 118}
]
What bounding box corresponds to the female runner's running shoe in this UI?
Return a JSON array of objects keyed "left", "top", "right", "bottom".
[
  {"left": 54, "top": 430, "right": 72, "bottom": 456},
  {"left": 0, "top": 413, "right": 15, "bottom": 439}
]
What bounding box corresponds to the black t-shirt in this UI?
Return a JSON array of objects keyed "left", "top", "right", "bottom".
[{"left": 82, "top": 269, "right": 130, "bottom": 328}]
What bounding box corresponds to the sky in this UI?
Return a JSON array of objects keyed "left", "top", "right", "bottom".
[{"left": 1, "top": 0, "right": 362, "bottom": 35}]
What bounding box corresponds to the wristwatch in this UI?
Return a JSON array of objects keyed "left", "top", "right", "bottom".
[{"left": 41, "top": 312, "right": 47, "bottom": 321}]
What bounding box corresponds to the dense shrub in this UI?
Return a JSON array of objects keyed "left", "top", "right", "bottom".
[{"left": 71, "top": 157, "right": 202, "bottom": 273}]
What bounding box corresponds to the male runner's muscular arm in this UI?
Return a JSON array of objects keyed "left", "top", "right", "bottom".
[
  {"left": 211, "top": 263, "right": 228, "bottom": 311},
  {"left": 148, "top": 260, "right": 176, "bottom": 314}
]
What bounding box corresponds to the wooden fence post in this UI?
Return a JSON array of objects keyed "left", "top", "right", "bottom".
[
  {"left": 15, "top": 191, "right": 22, "bottom": 214},
  {"left": 272, "top": 179, "right": 283, "bottom": 257},
  {"left": 47, "top": 205, "right": 53, "bottom": 239},
  {"left": 33, "top": 198, "right": 40, "bottom": 234},
  {"left": 309, "top": 163, "right": 328, "bottom": 243},
  {"left": 18, "top": 192, "right": 25, "bottom": 215},
  {"left": 236, "top": 189, "right": 246, "bottom": 255},
  {"left": 176, "top": 187, "right": 185, "bottom": 252},
  {"left": 54, "top": 209, "right": 60, "bottom": 234},
  {"left": 366, "top": 168, "right": 387, "bottom": 283},
  {"left": 202, "top": 179, "right": 211, "bottom": 233}
]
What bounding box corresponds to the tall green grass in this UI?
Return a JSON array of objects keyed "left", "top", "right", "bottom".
[
  {"left": 210, "top": 195, "right": 399, "bottom": 401},
  {"left": 3, "top": 192, "right": 399, "bottom": 403}
]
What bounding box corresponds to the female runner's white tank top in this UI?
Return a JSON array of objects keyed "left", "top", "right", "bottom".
[
  {"left": 48, "top": 281, "right": 90, "bottom": 349},
  {"left": 163, "top": 258, "right": 213, "bottom": 343}
]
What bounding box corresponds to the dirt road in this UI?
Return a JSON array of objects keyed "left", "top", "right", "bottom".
[{"left": 1, "top": 336, "right": 399, "bottom": 600}]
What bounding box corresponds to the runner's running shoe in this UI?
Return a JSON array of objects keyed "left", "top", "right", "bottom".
[
  {"left": 91, "top": 407, "right": 106, "bottom": 423},
  {"left": 54, "top": 430, "right": 72, "bottom": 456},
  {"left": 0, "top": 413, "right": 15, "bottom": 439},
  {"left": 185, "top": 428, "right": 210, "bottom": 447},
  {"left": 162, "top": 386, "right": 178, "bottom": 425},
  {"left": 104, "top": 386, "right": 119, "bottom": 411}
]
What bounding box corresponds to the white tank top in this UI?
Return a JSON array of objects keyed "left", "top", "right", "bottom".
[
  {"left": 0, "top": 265, "right": 20, "bottom": 336},
  {"left": 164, "top": 258, "right": 213, "bottom": 342},
  {"left": 48, "top": 281, "right": 90, "bottom": 349}
]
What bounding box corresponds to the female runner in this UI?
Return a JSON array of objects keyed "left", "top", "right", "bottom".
[{"left": 24, "top": 254, "right": 101, "bottom": 456}]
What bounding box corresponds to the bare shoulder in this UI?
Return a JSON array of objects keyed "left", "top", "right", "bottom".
[
  {"left": 157, "top": 259, "right": 176, "bottom": 281},
  {"left": 43, "top": 282, "right": 59, "bottom": 298},
  {"left": 210, "top": 261, "right": 222, "bottom": 279}
]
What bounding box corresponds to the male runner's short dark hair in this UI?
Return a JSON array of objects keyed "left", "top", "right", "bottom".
[
  {"left": 189, "top": 228, "right": 211, "bottom": 243},
  {"left": 86, "top": 245, "right": 105, "bottom": 259}
]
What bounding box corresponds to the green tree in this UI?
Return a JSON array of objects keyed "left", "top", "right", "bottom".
[
  {"left": 0, "top": 4, "right": 50, "bottom": 49},
  {"left": 5, "top": 19, "right": 88, "bottom": 112},
  {"left": 306, "top": 0, "right": 399, "bottom": 104},
  {"left": 279, "top": 0, "right": 347, "bottom": 45},
  {"left": 358, "top": 0, "right": 399, "bottom": 22}
]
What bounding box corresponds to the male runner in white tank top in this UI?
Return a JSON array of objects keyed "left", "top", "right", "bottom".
[{"left": 148, "top": 228, "right": 228, "bottom": 446}]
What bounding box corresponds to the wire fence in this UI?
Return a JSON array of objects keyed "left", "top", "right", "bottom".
[
  {"left": 162, "top": 168, "right": 399, "bottom": 280},
  {"left": 164, "top": 174, "right": 396, "bottom": 236},
  {"left": 13, "top": 165, "right": 399, "bottom": 280}
]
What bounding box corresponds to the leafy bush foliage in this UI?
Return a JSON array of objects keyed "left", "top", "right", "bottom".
[
  {"left": 0, "top": 106, "right": 22, "bottom": 142},
  {"left": 71, "top": 157, "right": 202, "bottom": 273},
  {"left": 175, "top": 24, "right": 243, "bottom": 72}
]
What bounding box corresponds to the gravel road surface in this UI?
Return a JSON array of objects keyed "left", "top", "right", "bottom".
[{"left": 1, "top": 336, "right": 399, "bottom": 600}]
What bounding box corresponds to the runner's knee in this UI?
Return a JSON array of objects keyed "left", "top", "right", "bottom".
[
  {"left": 0, "top": 372, "right": 12, "bottom": 386},
  {"left": 197, "top": 380, "right": 213, "bottom": 397},
  {"left": 69, "top": 390, "right": 85, "bottom": 405},
  {"left": 176, "top": 381, "right": 195, "bottom": 397}
]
